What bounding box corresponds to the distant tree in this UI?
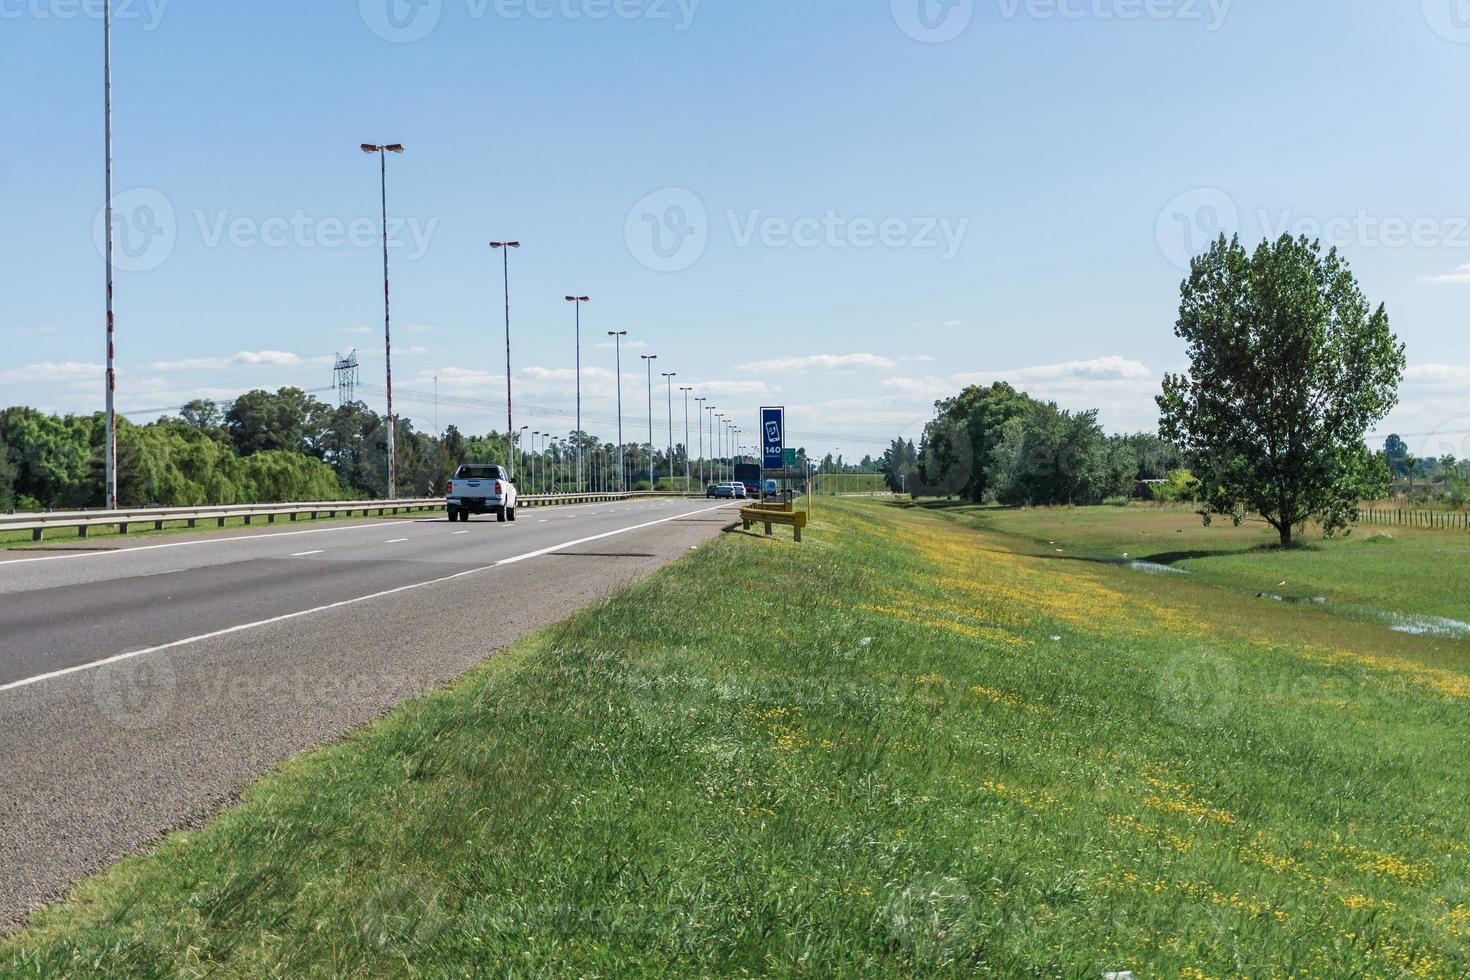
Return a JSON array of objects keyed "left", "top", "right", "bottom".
[
  {"left": 225, "top": 387, "right": 330, "bottom": 457},
  {"left": 177, "top": 399, "right": 227, "bottom": 441},
  {"left": 0, "top": 439, "right": 16, "bottom": 510},
  {"left": 1159, "top": 235, "right": 1405, "bottom": 546},
  {"left": 881, "top": 438, "right": 918, "bottom": 493},
  {"left": 1384, "top": 434, "right": 1409, "bottom": 478}
]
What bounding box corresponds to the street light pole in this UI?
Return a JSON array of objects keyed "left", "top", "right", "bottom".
[
  {"left": 609, "top": 331, "right": 627, "bottom": 489},
  {"left": 715, "top": 413, "right": 724, "bottom": 482},
  {"left": 565, "top": 295, "right": 589, "bottom": 490},
  {"left": 694, "top": 396, "right": 706, "bottom": 486},
  {"left": 531, "top": 431, "right": 540, "bottom": 493},
  {"left": 519, "top": 425, "right": 528, "bottom": 486},
  {"left": 641, "top": 354, "right": 657, "bottom": 486},
  {"left": 361, "top": 142, "right": 405, "bottom": 499},
  {"left": 679, "top": 386, "right": 692, "bottom": 489},
  {"left": 490, "top": 241, "right": 520, "bottom": 478},
  {"left": 662, "top": 372, "right": 676, "bottom": 489},
  {"left": 103, "top": 0, "right": 117, "bottom": 509}
]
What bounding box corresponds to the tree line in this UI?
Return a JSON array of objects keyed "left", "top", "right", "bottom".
[
  {"left": 1, "top": 387, "right": 738, "bottom": 511},
  {"left": 888, "top": 235, "right": 1409, "bottom": 547},
  {"left": 879, "top": 382, "right": 1186, "bottom": 507}
]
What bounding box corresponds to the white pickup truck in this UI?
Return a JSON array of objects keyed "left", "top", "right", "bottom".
[{"left": 445, "top": 464, "right": 518, "bottom": 523}]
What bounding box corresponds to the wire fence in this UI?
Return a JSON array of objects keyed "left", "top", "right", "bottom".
[{"left": 1356, "top": 508, "right": 1470, "bottom": 532}]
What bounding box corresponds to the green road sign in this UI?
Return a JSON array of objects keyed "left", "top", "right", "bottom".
[{"left": 783, "top": 448, "right": 797, "bottom": 466}]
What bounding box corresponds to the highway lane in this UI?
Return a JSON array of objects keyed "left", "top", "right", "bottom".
[
  {"left": 0, "top": 498, "right": 736, "bottom": 928},
  {"left": 0, "top": 497, "right": 717, "bottom": 688}
]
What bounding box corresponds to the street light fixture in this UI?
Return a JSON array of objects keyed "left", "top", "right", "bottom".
[
  {"left": 565, "top": 295, "right": 590, "bottom": 490},
  {"left": 641, "top": 354, "right": 657, "bottom": 486},
  {"left": 361, "top": 141, "right": 406, "bottom": 498},
  {"left": 490, "top": 241, "right": 520, "bottom": 477},
  {"left": 608, "top": 331, "right": 628, "bottom": 489}
]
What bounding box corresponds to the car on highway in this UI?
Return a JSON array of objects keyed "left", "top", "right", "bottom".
[
  {"left": 730, "top": 482, "right": 749, "bottom": 499},
  {"left": 706, "top": 484, "right": 721, "bottom": 498},
  {"left": 763, "top": 479, "right": 780, "bottom": 498},
  {"left": 711, "top": 483, "right": 738, "bottom": 499},
  {"left": 446, "top": 464, "right": 518, "bottom": 523}
]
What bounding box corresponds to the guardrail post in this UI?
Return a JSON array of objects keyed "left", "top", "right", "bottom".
[
  {"left": 290, "top": 513, "right": 299, "bottom": 522},
  {"left": 188, "top": 519, "right": 196, "bottom": 529},
  {"left": 118, "top": 522, "right": 128, "bottom": 535},
  {"left": 267, "top": 514, "right": 276, "bottom": 524},
  {"left": 79, "top": 525, "right": 88, "bottom": 539},
  {"left": 244, "top": 515, "right": 252, "bottom": 526},
  {"left": 154, "top": 520, "right": 164, "bottom": 531},
  {"left": 32, "top": 528, "right": 41, "bottom": 543}
]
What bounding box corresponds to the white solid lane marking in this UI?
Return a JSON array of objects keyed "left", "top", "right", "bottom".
[
  {"left": 0, "top": 503, "right": 735, "bottom": 696},
  {"left": 291, "top": 551, "right": 324, "bottom": 558},
  {"left": 452, "top": 530, "right": 469, "bottom": 536},
  {"left": 386, "top": 538, "right": 410, "bottom": 544}
]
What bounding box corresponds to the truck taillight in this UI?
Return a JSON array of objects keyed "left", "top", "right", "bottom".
[
  {"left": 445, "top": 482, "right": 453, "bottom": 494},
  {"left": 495, "top": 481, "right": 504, "bottom": 494}
]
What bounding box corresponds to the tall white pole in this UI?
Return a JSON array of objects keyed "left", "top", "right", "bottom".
[
  {"left": 103, "top": 0, "right": 117, "bottom": 510},
  {"left": 379, "top": 149, "right": 395, "bottom": 500}
]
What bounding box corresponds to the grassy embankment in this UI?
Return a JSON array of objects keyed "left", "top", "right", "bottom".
[
  {"left": 4, "top": 499, "right": 1469, "bottom": 976},
  {"left": 932, "top": 501, "right": 1468, "bottom": 634}
]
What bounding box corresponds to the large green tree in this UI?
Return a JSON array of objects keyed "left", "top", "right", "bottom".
[{"left": 1158, "top": 234, "right": 1404, "bottom": 547}]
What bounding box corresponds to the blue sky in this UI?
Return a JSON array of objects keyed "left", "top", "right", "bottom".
[{"left": 3, "top": 0, "right": 1469, "bottom": 460}]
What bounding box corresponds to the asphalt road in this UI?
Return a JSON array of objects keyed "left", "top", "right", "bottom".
[{"left": 0, "top": 497, "right": 737, "bottom": 930}]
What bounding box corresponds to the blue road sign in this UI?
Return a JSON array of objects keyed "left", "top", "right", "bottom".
[{"left": 761, "top": 407, "right": 785, "bottom": 470}]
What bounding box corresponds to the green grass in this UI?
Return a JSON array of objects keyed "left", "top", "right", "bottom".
[
  {"left": 0, "top": 507, "right": 447, "bottom": 550},
  {"left": 812, "top": 473, "right": 889, "bottom": 495},
  {"left": 4, "top": 499, "right": 1470, "bottom": 976},
  {"left": 920, "top": 501, "right": 1470, "bottom": 631}
]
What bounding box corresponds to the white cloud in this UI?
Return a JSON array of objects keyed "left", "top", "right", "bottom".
[
  {"left": 955, "top": 356, "right": 1153, "bottom": 386},
  {"left": 942, "top": 320, "right": 965, "bottom": 328},
  {"left": 337, "top": 326, "right": 373, "bottom": 335},
  {"left": 735, "top": 353, "right": 897, "bottom": 374},
  {"left": 880, "top": 376, "right": 952, "bottom": 398},
  {"left": 149, "top": 350, "right": 335, "bottom": 372},
  {"left": 0, "top": 361, "right": 102, "bottom": 384},
  {"left": 1404, "top": 363, "right": 1470, "bottom": 385},
  {"left": 1418, "top": 262, "right": 1470, "bottom": 284},
  {"left": 16, "top": 324, "right": 60, "bottom": 335}
]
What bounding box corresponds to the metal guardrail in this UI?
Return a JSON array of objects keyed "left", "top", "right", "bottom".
[{"left": 1, "top": 492, "right": 703, "bottom": 543}]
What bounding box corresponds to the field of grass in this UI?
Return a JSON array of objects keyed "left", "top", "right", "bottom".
[
  {"left": 812, "top": 472, "right": 889, "bottom": 495},
  {"left": 929, "top": 502, "right": 1470, "bottom": 633},
  {"left": 5, "top": 499, "right": 1470, "bottom": 976}
]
